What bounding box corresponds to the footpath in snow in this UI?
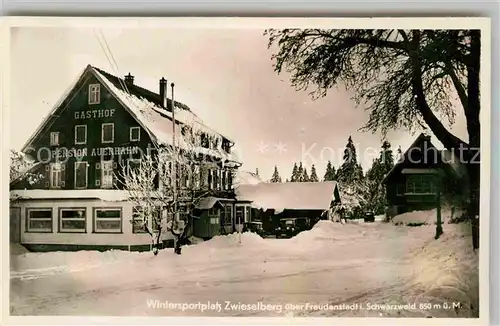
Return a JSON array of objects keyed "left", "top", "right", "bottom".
[{"left": 10, "top": 209, "right": 478, "bottom": 318}]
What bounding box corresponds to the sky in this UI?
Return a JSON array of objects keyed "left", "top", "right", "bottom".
[{"left": 10, "top": 27, "right": 469, "bottom": 181}]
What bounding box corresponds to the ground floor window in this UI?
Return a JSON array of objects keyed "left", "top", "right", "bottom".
[
  {"left": 221, "top": 204, "right": 233, "bottom": 226},
  {"left": 406, "top": 175, "right": 437, "bottom": 194},
  {"left": 59, "top": 208, "right": 86, "bottom": 233},
  {"left": 26, "top": 208, "right": 53, "bottom": 232},
  {"left": 235, "top": 206, "right": 245, "bottom": 225},
  {"left": 132, "top": 206, "right": 161, "bottom": 233},
  {"left": 210, "top": 217, "right": 219, "bottom": 224},
  {"left": 94, "top": 208, "right": 122, "bottom": 233}
]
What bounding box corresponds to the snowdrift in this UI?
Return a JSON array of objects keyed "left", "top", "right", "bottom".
[
  {"left": 405, "top": 222, "right": 479, "bottom": 317},
  {"left": 391, "top": 208, "right": 465, "bottom": 226}
]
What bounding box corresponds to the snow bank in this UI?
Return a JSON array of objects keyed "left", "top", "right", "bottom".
[
  {"left": 292, "top": 220, "right": 381, "bottom": 244},
  {"left": 11, "top": 250, "right": 148, "bottom": 280},
  {"left": 404, "top": 222, "right": 479, "bottom": 317},
  {"left": 195, "top": 232, "right": 266, "bottom": 249},
  {"left": 392, "top": 208, "right": 464, "bottom": 226}
]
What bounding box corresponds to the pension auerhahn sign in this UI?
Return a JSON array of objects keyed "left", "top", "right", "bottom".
[{"left": 48, "top": 146, "right": 141, "bottom": 159}]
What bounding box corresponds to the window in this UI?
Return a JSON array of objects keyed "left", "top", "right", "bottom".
[
  {"left": 130, "top": 127, "right": 140, "bottom": 142},
  {"left": 210, "top": 217, "right": 219, "bottom": 225},
  {"left": 94, "top": 208, "right": 122, "bottom": 233},
  {"left": 75, "top": 125, "right": 87, "bottom": 145},
  {"left": 50, "top": 163, "right": 64, "bottom": 188},
  {"left": 127, "top": 159, "right": 141, "bottom": 175},
  {"left": 132, "top": 207, "right": 161, "bottom": 234},
  {"left": 245, "top": 206, "right": 251, "bottom": 223},
  {"left": 74, "top": 161, "right": 88, "bottom": 189},
  {"left": 88, "top": 84, "right": 101, "bottom": 104},
  {"left": 59, "top": 208, "right": 86, "bottom": 233},
  {"left": 26, "top": 208, "right": 53, "bottom": 232},
  {"left": 235, "top": 206, "right": 245, "bottom": 225},
  {"left": 222, "top": 204, "right": 233, "bottom": 226},
  {"left": 50, "top": 132, "right": 59, "bottom": 146},
  {"left": 102, "top": 123, "right": 114, "bottom": 143},
  {"left": 406, "top": 175, "right": 437, "bottom": 194},
  {"left": 101, "top": 160, "right": 114, "bottom": 189}
]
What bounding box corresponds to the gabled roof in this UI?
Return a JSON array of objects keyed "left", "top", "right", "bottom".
[
  {"left": 235, "top": 181, "right": 340, "bottom": 213},
  {"left": 21, "top": 65, "right": 240, "bottom": 164},
  {"left": 233, "top": 170, "right": 264, "bottom": 186},
  {"left": 382, "top": 133, "right": 467, "bottom": 183}
]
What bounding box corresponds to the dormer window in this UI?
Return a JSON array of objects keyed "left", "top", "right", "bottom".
[
  {"left": 88, "top": 84, "right": 101, "bottom": 104},
  {"left": 130, "top": 127, "right": 140, "bottom": 142},
  {"left": 50, "top": 132, "right": 59, "bottom": 146}
]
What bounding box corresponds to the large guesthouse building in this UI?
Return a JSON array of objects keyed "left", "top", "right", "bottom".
[{"left": 10, "top": 65, "right": 243, "bottom": 251}]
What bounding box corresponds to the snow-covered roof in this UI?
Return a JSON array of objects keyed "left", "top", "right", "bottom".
[
  {"left": 10, "top": 190, "right": 132, "bottom": 202},
  {"left": 20, "top": 65, "right": 241, "bottom": 165},
  {"left": 232, "top": 170, "right": 264, "bottom": 186},
  {"left": 195, "top": 196, "right": 235, "bottom": 209},
  {"left": 235, "top": 181, "right": 340, "bottom": 214}
]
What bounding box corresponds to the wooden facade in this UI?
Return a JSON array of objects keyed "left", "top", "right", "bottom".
[
  {"left": 383, "top": 133, "right": 468, "bottom": 217},
  {"left": 10, "top": 65, "right": 242, "bottom": 251}
]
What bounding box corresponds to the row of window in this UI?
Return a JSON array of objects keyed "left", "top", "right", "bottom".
[
  {"left": 47, "top": 160, "right": 117, "bottom": 189},
  {"left": 49, "top": 124, "right": 140, "bottom": 147},
  {"left": 396, "top": 175, "right": 437, "bottom": 195},
  {"left": 47, "top": 159, "right": 233, "bottom": 191},
  {"left": 26, "top": 204, "right": 251, "bottom": 234},
  {"left": 26, "top": 207, "right": 122, "bottom": 233},
  {"left": 208, "top": 204, "right": 251, "bottom": 226}
]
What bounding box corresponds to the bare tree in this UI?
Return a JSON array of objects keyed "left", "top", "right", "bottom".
[
  {"left": 266, "top": 29, "right": 481, "bottom": 247},
  {"left": 10, "top": 149, "right": 44, "bottom": 186},
  {"left": 118, "top": 117, "right": 231, "bottom": 255}
]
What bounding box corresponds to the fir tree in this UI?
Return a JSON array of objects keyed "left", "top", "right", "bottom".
[
  {"left": 297, "top": 162, "right": 304, "bottom": 182},
  {"left": 366, "top": 140, "right": 395, "bottom": 214},
  {"left": 285, "top": 178, "right": 289, "bottom": 182},
  {"left": 310, "top": 164, "right": 319, "bottom": 182},
  {"left": 290, "top": 163, "right": 299, "bottom": 182},
  {"left": 270, "top": 165, "right": 282, "bottom": 183},
  {"left": 323, "top": 160, "right": 336, "bottom": 181},
  {"left": 336, "top": 136, "right": 359, "bottom": 184},
  {"left": 302, "top": 168, "right": 309, "bottom": 182}
]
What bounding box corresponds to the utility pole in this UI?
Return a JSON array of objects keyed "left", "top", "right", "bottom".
[{"left": 435, "top": 174, "right": 443, "bottom": 239}]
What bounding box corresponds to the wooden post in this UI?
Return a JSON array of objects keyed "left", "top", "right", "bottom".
[{"left": 435, "top": 174, "right": 443, "bottom": 239}]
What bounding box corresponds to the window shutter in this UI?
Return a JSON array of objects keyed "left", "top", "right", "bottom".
[
  {"left": 45, "top": 165, "right": 50, "bottom": 172},
  {"left": 60, "top": 164, "right": 66, "bottom": 188},
  {"left": 44, "top": 165, "right": 50, "bottom": 188},
  {"left": 96, "top": 162, "right": 101, "bottom": 169},
  {"left": 208, "top": 169, "right": 212, "bottom": 190},
  {"left": 96, "top": 179, "right": 101, "bottom": 187}
]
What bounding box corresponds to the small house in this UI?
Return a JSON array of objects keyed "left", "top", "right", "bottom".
[{"left": 383, "top": 133, "right": 469, "bottom": 217}]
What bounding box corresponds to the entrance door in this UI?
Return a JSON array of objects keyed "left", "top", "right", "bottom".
[{"left": 10, "top": 207, "right": 21, "bottom": 243}]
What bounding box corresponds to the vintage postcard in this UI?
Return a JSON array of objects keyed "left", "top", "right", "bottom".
[{"left": 1, "top": 17, "right": 491, "bottom": 325}]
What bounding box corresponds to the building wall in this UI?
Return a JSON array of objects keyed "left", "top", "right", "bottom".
[{"left": 12, "top": 198, "right": 174, "bottom": 252}]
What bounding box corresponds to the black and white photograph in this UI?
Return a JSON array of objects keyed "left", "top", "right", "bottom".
[{"left": 3, "top": 17, "right": 491, "bottom": 323}]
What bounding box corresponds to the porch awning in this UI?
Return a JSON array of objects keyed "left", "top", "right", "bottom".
[{"left": 195, "top": 197, "right": 234, "bottom": 210}]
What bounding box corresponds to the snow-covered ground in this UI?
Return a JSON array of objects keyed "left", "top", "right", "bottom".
[{"left": 10, "top": 210, "right": 478, "bottom": 318}]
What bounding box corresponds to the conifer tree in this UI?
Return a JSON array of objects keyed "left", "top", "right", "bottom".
[
  {"left": 323, "top": 160, "right": 336, "bottom": 181},
  {"left": 366, "top": 140, "right": 395, "bottom": 214},
  {"left": 302, "top": 168, "right": 310, "bottom": 182},
  {"left": 270, "top": 165, "right": 282, "bottom": 183},
  {"left": 297, "top": 162, "right": 304, "bottom": 182},
  {"left": 336, "top": 136, "right": 359, "bottom": 184},
  {"left": 255, "top": 168, "right": 259, "bottom": 176},
  {"left": 290, "top": 163, "right": 299, "bottom": 182},
  {"left": 310, "top": 164, "right": 319, "bottom": 182}
]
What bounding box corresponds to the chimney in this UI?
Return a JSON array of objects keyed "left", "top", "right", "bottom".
[
  {"left": 159, "top": 77, "right": 168, "bottom": 108},
  {"left": 124, "top": 73, "right": 134, "bottom": 85}
]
